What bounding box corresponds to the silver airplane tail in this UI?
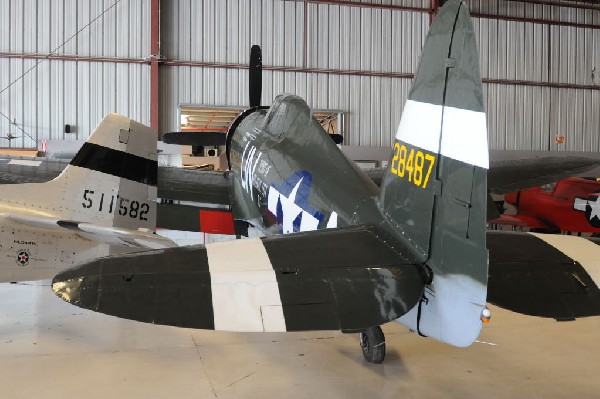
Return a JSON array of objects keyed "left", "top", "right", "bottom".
[{"left": 46, "top": 113, "right": 158, "bottom": 231}]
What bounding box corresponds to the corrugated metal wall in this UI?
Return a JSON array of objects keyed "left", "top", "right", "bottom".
[
  {"left": 160, "top": 0, "right": 429, "bottom": 146},
  {"left": 160, "top": 0, "right": 600, "bottom": 150},
  {"left": 0, "top": 0, "right": 598, "bottom": 152},
  {"left": 0, "top": 0, "right": 150, "bottom": 148},
  {"left": 471, "top": 1, "right": 600, "bottom": 151}
]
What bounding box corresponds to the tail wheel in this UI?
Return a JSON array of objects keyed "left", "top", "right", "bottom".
[{"left": 359, "top": 326, "right": 386, "bottom": 364}]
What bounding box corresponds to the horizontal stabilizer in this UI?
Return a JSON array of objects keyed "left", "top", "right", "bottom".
[
  {"left": 6, "top": 214, "right": 176, "bottom": 249},
  {"left": 53, "top": 225, "right": 424, "bottom": 332},
  {"left": 488, "top": 232, "right": 600, "bottom": 320}
]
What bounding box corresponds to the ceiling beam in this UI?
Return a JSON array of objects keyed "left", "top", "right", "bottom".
[{"left": 505, "top": 0, "right": 600, "bottom": 11}]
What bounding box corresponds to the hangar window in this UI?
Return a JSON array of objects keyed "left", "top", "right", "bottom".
[
  {"left": 175, "top": 105, "right": 345, "bottom": 169},
  {"left": 179, "top": 106, "right": 243, "bottom": 132},
  {"left": 178, "top": 106, "right": 345, "bottom": 137},
  {"left": 313, "top": 111, "right": 343, "bottom": 136}
]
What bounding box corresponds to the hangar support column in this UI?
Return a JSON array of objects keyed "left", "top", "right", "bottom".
[{"left": 150, "top": 0, "right": 161, "bottom": 132}]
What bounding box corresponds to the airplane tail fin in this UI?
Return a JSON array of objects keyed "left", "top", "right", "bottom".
[
  {"left": 51, "top": 113, "right": 159, "bottom": 231},
  {"left": 379, "top": 0, "right": 489, "bottom": 347}
]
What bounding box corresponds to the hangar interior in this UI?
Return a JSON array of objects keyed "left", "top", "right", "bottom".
[
  {"left": 0, "top": 0, "right": 598, "bottom": 152},
  {"left": 0, "top": 1, "right": 600, "bottom": 398}
]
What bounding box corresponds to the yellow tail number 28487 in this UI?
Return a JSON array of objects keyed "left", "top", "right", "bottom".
[{"left": 390, "top": 142, "right": 435, "bottom": 188}]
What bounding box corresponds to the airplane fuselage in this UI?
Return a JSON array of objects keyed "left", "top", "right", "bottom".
[
  {"left": 0, "top": 114, "right": 175, "bottom": 283},
  {"left": 227, "top": 96, "right": 410, "bottom": 251},
  {"left": 0, "top": 217, "right": 111, "bottom": 282},
  {"left": 225, "top": 90, "right": 489, "bottom": 348},
  {"left": 0, "top": 184, "right": 143, "bottom": 283},
  {"left": 504, "top": 177, "right": 600, "bottom": 232}
]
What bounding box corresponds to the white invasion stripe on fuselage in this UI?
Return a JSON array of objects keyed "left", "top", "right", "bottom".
[
  {"left": 205, "top": 238, "right": 287, "bottom": 332},
  {"left": 8, "top": 159, "right": 43, "bottom": 167},
  {"left": 396, "top": 99, "right": 489, "bottom": 169},
  {"left": 530, "top": 233, "right": 600, "bottom": 286}
]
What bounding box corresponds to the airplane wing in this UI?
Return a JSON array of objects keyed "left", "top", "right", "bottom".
[
  {"left": 0, "top": 156, "right": 233, "bottom": 205},
  {"left": 1, "top": 152, "right": 597, "bottom": 204},
  {"left": 52, "top": 228, "right": 600, "bottom": 329},
  {"left": 157, "top": 168, "right": 231, "bottom": 205},
  {"left": 155, "top": 154, "right": 600, "bottom": 232},
  {"left": 488, "top": 231, "right": 600, "bottom": 320},
  {"left": 0, "top": 153, "right": 597, "bottom": 234},
  {"left": 0, "top": 156, "right": 68, "bottom": 183},
  {"left": 487, "top": 155, "right": 600, "bottom": 195},
  {"left": 5, "top": 214, "right": 176, "bottom": 249},
  {"left": 52, "top": 225, "right": 425, "bottom": 332},
  {"left": 363, "top": 155, "right": 600, "bottom": 192}
]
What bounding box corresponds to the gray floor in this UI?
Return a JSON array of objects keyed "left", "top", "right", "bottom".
[{"left": 1, "top": 281, "right": 599, "bottom": 399}]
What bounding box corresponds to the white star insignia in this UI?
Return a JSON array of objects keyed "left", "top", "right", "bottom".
[
  {"left": 574, "top": 194, "right": 600, "bottom": 223},
  {"left": 588, "top": 196, "right": 600, "bottom": 220}
]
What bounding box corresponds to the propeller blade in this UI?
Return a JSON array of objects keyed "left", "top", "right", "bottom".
[
  {"left": 249, "top": 45, "right": 262, "bottom": 108},
  {"left": 161, "top": 131, "right": 226, "bottom": 146},
  {"left": 330, "top": 134, "right": 343, "bottom": 145}
]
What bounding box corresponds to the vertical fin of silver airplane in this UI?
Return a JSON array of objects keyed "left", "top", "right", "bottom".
[
  {"left": 380, "top": 0, "right": 489, "bottom": 346},
  {"left": 49, "top": 114, "right": 159, "bottom": 231}
]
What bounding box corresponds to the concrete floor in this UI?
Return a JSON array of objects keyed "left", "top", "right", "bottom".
[{"left": 1, "top": 281, "right": 599, "bottom": 399}]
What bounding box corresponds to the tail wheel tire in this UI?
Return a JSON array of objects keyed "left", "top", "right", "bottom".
[{"left": 359, "top": 326, "right": 386, "bottom": 364}]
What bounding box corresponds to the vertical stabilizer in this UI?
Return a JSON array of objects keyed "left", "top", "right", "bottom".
[
  {"left": 51, "top": 114, "right": 158, "bottom": 230},
  {"left": 380, "top": 0, "right": 489, "bottom": 346}
]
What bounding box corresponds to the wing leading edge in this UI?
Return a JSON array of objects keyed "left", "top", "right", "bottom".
[{"left": 52, "top": 225, "right": 425, "bottom": 332}]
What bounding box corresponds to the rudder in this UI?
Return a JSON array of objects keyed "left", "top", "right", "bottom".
[{"left": 380, "top": 0, "right": 489, "bottom": 346}]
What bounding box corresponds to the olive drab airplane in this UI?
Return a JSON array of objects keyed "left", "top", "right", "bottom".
[
  {"left": 0, "top": 114, "right": 176, "bottom": 283},
  {"left": 51, "top": 0, "right": 600, "bottom": 364}
]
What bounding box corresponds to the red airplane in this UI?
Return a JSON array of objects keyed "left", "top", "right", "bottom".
[{"left": 494, "top": 177, "right": 600, "bottom": 233}]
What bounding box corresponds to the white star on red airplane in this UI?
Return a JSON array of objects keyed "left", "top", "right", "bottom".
[
  {"left": 573, "top": 194, "right": 600, "bottom": 223},
  {"left": 588, "top": 196, "right": 600, "bottom": 220}
]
